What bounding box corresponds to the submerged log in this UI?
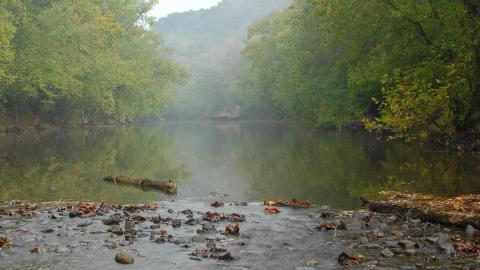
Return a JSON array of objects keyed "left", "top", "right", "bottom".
[
  {"left": 366, "top": 191, "right": 480, "bottom": 228},
  {"left": 103, "top": 176, "right": 177, "bottom": 195}
]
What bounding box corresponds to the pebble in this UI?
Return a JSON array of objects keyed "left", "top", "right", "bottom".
[
  {"left": 466, "top": 225, "right": 476, "bottom": 237},
  {"left": 172, "top": 219, "right": 182, "bottom": 228},
  {"left": 405, "top": 249, "right": 416, "bottom": 256},
  {"left": 398, "top": 240, "right": 416, "bottom": 249},
  {"left": 381, "top": 248, "right": 394, "bottom": 258},
  {"left": 115, "top": 252, "right": 134, "bottom": 264},
  {"left": 437, "top": 233, "right": 455, "bottom": 255},
  {"left": 168, "top": 209, "right": 174, "bottom": 214}
]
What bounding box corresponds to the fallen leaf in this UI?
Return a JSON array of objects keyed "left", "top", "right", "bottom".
[
  {"left": 337, "top": 252, "right": 364, "bottom": 266},
  {"left": 225, "top": 223, "right": 240, "bottom": 236},
  {"left": 0, "top": 236, "right": 12, "bottom": 249},
  {"left": 315, "top": 223, "right": 338, "bottom": 231},
  {"left": 264, "top": 207, "right": 280, "bottom": 215},
  {"left": 306, "top": 259, "right": 320, "bottom": 266},
  {"left": 210, "top": 201, "right": 224, "bottom": 208},
  {"left": 31, "top": 247, "right": 46, "bottom": 254}
]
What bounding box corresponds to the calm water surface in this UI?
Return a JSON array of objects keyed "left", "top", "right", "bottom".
[{"left": 0, "top": 121, "right": 479, "bottom": 209}]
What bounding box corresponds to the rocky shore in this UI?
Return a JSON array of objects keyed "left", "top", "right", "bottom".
[{"left": 0, "top": 197, "right": 479, "bottom": 269}]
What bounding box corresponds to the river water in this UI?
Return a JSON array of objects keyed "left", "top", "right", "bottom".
[{"left": 0, "top": 121, "right": 479, "bottom": 208}]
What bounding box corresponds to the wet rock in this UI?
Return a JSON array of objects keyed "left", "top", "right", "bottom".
[
  {"left": 381, "top": 248, "right": 394, "bottom": 258},
  {"left": 181, "top": 209, "right": 193, "bottom": 216},
  {"left": 192, "top": 235, "right": 206, "bottom": 243},
  {"left": 405, "top": 249, "right": 416, "bottom": 256},
  {"left": 124, "top": 221, "right": 136, "bottom": 235},
  {"left": 337, "top": 252, "right": 364, "bottom": 266},
  {"left": 185, "top": 218, "right": 199, "bottom": 225},
  {"left": 172, "top": 219, "right": 181, "bottom": 228},
  {"left": 398, "top": 240, "right": 416, "bottom": 249},
  {"left": 206, "top": 241, "right": 216, "bottom": 249},
  {"left": 466, "top": 225, "right": 476, "bottom": 237},
  {"left": 167, "top": 209, "right": 174, "bottom": 214},
  {"left": 203, "top": 223, "right": 215, "bottom": 231},
  {"left": 384, "top": 240, "right": 399, "bottom": 248},
  {"left": 213, "top": 251, "right": 234, "bottom": 261},
  {"left": 108, "top": 225, "right": 123, "bottom": 235},
  {"left": 425, "top": 237, "right": 438, "bottom": 244},
  {"left": 115, "top": 252, "right": 134, "bottom": 264},
  {"left": 102, "top": 216, "right": 121, "bottom": 226},
  {"left": 41, "top": 228, "right": 54, "bottom": 233},
  {"left": 50, "top": 214, "right": 57, "bottom": 220},
  {"left": 68, "top": 211, "right": 81, "bottom": 218},
  {"left": 150, "top": 224, "right": 162, "bottom": 230},
  {"left": 436, "top": 233, "right": 455, "bottom": 255}
]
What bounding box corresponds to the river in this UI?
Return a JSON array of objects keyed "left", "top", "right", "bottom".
[{"left": 0, "top": 121, "right": 479, "bottom": 208}]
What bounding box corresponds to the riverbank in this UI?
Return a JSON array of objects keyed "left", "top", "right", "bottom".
[{"left": 0, "top": 197, "right": 479, "bottom": 269}]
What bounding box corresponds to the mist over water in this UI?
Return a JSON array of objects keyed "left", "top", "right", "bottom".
[{"left": 1, "top": 122, "right": 478, "bottom": 209}]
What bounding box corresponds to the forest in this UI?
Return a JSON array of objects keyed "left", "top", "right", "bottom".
[
  {"left": 235, "top": 0, "right": 480, "bottom": 148},
  {"left": 0, "top": 0, "right": 184, "bottom": 126},
  {"left": 1, "top": 0, "right": 479, "bottom": 147}
]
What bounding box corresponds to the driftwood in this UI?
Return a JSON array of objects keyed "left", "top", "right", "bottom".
[
  {"left": 103, "top": 176, "right": 177, "bottom": 195},
  {"left": 365, "top": 191, "right": 480, "bottom": 228}
]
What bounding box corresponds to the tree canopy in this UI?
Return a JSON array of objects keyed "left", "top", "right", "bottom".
[
  {"left": 0, "top": 0, "right": 184, "bottom": 125},
  {"left": 236, "top": 0, "right": 480, "bottom": 147}
]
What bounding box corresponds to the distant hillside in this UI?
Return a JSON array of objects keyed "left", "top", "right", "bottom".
[{"left": 154, "top": 0, "right": 292, "bottom": 118}]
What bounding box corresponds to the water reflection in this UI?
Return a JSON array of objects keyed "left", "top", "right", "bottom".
[{"left": 0, "top": 122, "right": 479, "bottom": 208}]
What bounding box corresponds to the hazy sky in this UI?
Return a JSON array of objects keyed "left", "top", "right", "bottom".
[{"left": 149, "top": 0, "right": 223, "bottom": 18}]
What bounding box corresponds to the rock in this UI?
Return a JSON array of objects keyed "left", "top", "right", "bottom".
[
  {"left": 168, "top": 209, "right": 174, "bottom": 214},
  {"left": 50, "top": 214, "right": 57, "bottom": 220},
  {"left": 202, "top": 223, "right": 215, "bottom": 232},
  {"left": 192, "top": 235, "right": 206, "bottom": 243},
  {"left": 320, "top": 205, "right": 330, "bottom": 211},
  {"left": 398, "top": 240, "right": 416, "bottom": 249},
  {"left": 68, "top": 211, "right": 81, "bottom": 218},
  {"left": 206, "top": 241, "right": 216, "bottom": 249},
  {"left": 381, "top": 248, "right": 394, "bottom": 258},
  {"left": 150, "top": 224, "right": 162, "bottom": 230},
  {"left": 384, "top": 240, "right": 399, "bottom": 248},
  {"left": 115, "top": 252, "right": 134, "bottom": 264},
  {"left": 102, "top": 216, "right": 121, "bottom": 226},
  {"left": 425, "top": 237, "right": 438, "bottom": 244},
  {"left": 124, "top": 221, "right": 136, "bottom": 235},
  {"left": 181, "top": 209, "right": 193, "bottom": 216},
  {"left": 466, "top": 225, "right": 476, "bottom": 237},
  {"left": 108, "top": 225, "right": 123, "bottom": 235},
  {"left": 172, "top": 219, "right": 181, "bottom": 228},
  {"left": 436, "top": 233, "right": 455, "bottom": 255},
  {"left": 185, "top": 218, "right": 199, "bottom": 225},
  {"left": 405, "top": 249, "right": 416, "bottom": 256},
  {"left": 41, "top": 228, "right": 54, "bottom": 233}
]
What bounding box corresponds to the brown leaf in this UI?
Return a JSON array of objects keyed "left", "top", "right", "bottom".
[
  {"left": 264, "top": 207, "right": 280, "bottom": 215},
  {"left": 210, "top": 201, "right": 224, "bottom": 208},
  {"left": 315, "top": 223, "right": 338, "bottom": 231},
  {"left": 337, "top": 252, "right": 364, "bottom": 266},
  {"left": 0, "top": 237, "right": 12, "bottom": 249},
  {"left": 31, "top": 247, "right": 45, "bottom": 254},
  {"left": 225, "top": 223, "right": 240, "bottom": 236}
]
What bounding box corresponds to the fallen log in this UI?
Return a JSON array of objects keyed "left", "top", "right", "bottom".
[
  {"left": 103, "top": 176, "right": 177, "bottom": 195},
  {"left": 365, "top": 191, "right": 480, "bottom": 228}
]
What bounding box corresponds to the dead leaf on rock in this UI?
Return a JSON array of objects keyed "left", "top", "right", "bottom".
[
  {"left": 264, "top": 207, "right": 280, "bottom": 215},
  {"left": 0, "top": 236, "right": 12, "bottom": 249},
  {"left": 453, "top": 239, "right": 480, "bottom": 257},
  {"left": 210, "top": 201, "right": 224, "bottom": 208},
  {"left": 225, "top": 223, "right": 240, "bottom": 236},
  {"left": 306, "top": 259, "right": 320, "bottom": 266},
  {"left": 203, "top": 212, "right": 222, "bottom": 222},
  {"left": 337, "top": 252, "right": 364, "bottom": 266},
  {"left": 315, "top": 223, "right": 338, "bottom": 231},
  {"left": 31, "top": 247, "right": 46, "bottom": 254}
]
